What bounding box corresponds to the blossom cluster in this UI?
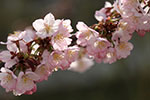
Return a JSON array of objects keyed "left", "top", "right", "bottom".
[{"left": 0, "top": 0, "right": 149, "bottom": 96}]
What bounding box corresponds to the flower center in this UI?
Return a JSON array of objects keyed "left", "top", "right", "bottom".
[
  {"left": 39, "top": 66, "right": 47, "bottom": 74},
  {"left": 5, "top": 74, "right": 12, "bottom": 83},
  {"left": 22, "top": 75, "right": 31, "bottom": 84},
  {"left": 53, "top": 53, "right": 63, "bottom": 61},
  {"left": 44, "top": 24, "right": 51, "bottom": 33},
  {"left": 85, "top": 31, "right": 93, "bottom": 40},
  {"left": 54, "top": 34, "right": 64, "bottom": 42},
  {"left": 68, "top": 50, "right": 75, "bottom": 58},
  {"left": 106, "top": 52, "right": 114, "bottom": 58},
  {"left": 95, "top": 41, "right": 107, "bottom": 49},
  {"left": 118, "top": 42, "right": 126, "bottom": 50}
]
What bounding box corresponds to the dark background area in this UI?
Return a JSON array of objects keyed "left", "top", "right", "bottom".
[{"left": 0, "top": 0, "right": 150, "bottom": 100}]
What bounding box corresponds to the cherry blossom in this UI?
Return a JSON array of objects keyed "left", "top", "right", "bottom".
[
  {"left": 0, "top": 51, "right": 18, "bottom": 68},
  {"left": 49, "top": 50, "right": 69, "bottom": 71},
  {"left": 35, "top": 65, "right": 51, "bottom": 82},
  {"left": 33, "top": 13, "right": 56, "bottom": 38},
  {"left": 103, "top": 48, "right": 117, "bottom": 64},
  {"left": 69, "top": 56, "right": 94, "bottom": 73},
  {"left": 0, "top": 0, "right": 149, "bottom": 96},
  {"left": 116, "top": 42, "right": 133, "bottom": 59},
  {"left": 14, "top": 71, "right": 39, "bottom": 96},
  {"left": 95, "top": 1, "right": 112, "bottom": 22},
  {"left": 54, "top": 19, "right": 73, "bottom": 32},
  {"left": 64, "top": 46, "right": 79, "bottom": 64},
  {"left": 51, "top": 21, "right": 72, "bottom": 51},
  {"left": 86, "top": 38, "right": 111, "bottom": 63},
  {"left": 0, "top": 68, "right": 17, "bottom": 92},
  {"left": 76, "top": 22, "right": 98, "bottom": 46}
]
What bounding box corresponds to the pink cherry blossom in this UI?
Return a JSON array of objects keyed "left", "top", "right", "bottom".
[
  {"left": 0, "top": 68, "right": 17, "bottom": 92},
  {"left": 24, "top": 85, "right": 37, "bottom": 95},
  {"left": 113, "top": 0, "right": 150, "bottom": 36},
  {"left": 15, "top": 71, "right": 40, "bottom": 96},
  {"left": 114, "top": 0, "right": 144, "bottom": 18},
  {"left": 7, "top": 31, "right": 23, "bottom": 41},
  {"left": 8, "top": 29, "right": 36, "bottom": 43},
  {"left": 2, "top": 31, "right": 28, "bottom": 53},
  {"left": 103, "top": 48, "right": 117, "bottom": 64},
  {"left": 35, "top": 64, "right": 51, "bottom": 82},
  {"left": 116, "top": 41, "right": 133, "bottom": 59},
  {"left": 136, "top": 15, "right": 150, "bottom": 36},
  {"left": 51, "top": 21, "right": 72, "bottom": 51},
  {"left": 20, "top": 29, "right": 37, "bottom": 43},
  {"left": 33, "top": 13, "right": 56, "bottom": 38},
  {"left": 5, "top": 41, "right": 28, "bottom": 53},
  {"left": 0, "top": 0, "right": 149, "bottom": 96},
  {"left": 86, "top": 37, "right": 111, "bottom": 63},
  {"left": 76, "top": 22, "right": 98, "bottom": 46},
  {"left": 49, "top": 50, "right": 69, "bottom": 71},
  {"left": 54, "top": 19, "right": 73, "bottom": 32},
  {"left": 0, "top": 51, "right": 18, "bottom": 68},
  {"left": 95, "top": 1, "right": 112, "bottom": 22},
  {"left": 41, "top": 50, "right": 51, "bottom": 67},
  {"left": 64, "top": 46, "right": 79, "bottom": 64},
  {"left": 0, "top": 35, "right": 28, "bottom": 68},
  {"left": 33, "top": 50, "right": 51, "bottom": 82},
  {"left": 112, "top": 21, "right": 133, "bottom": 42}
]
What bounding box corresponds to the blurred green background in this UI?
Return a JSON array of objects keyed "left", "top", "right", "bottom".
[{"left": 0, "top": 0, "right": 150, "bottom": 100}]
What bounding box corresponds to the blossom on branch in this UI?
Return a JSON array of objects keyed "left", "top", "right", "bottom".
[{"left": 0, "top": 0, "right": 150, "bottom": 96}]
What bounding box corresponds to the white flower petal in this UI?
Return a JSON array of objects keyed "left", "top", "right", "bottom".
[
  {"left": 76, "top": 22, "right": 88, "bottom": 31},
  {"left": 0, "top": 51, "right": 11, "bottom": 62},
  {"left": 33, "top": 19, "right": 45, "bottom": 32},
  {"left": 44, "top": 13, "right": 55, "bottom": 26},
  {"left": 5, "top": 59, "right": 17, "bottom": 68}
]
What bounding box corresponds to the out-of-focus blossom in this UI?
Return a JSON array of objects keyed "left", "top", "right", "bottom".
[{"left": 69, "top": 56, "right": 94, "bottom": 73}]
